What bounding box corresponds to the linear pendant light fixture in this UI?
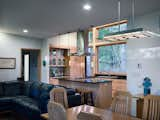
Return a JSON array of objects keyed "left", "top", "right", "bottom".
[
  {"left": 103, "top": 0, "right": 159, "bottom": 42},
  {"left": 103, "top": 28, "right": 152, "bottom": 41}
]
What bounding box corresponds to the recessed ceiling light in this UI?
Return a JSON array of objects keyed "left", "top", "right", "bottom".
[
  {"left": 83, "top": 4, "right": 92, "bottom": 11},
  {"left": 23, "top": 29, "right": 28, "bottom": 33}
]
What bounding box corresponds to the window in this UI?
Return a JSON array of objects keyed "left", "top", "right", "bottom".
[
  {"left": 97, "top": 22, "right": 127, "bottom": 74},
  {"left": 86, "top": 47, "right": 93, "bottom": 77},
  {"left": 86, "top": 21, "right": 127, "bottom": 76},
  {"left": 98, "top": 44, "right": 126, "bottom": 74}
]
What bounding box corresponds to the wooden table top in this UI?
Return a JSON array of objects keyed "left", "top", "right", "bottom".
[{"left": 41, "top": 105, "right": 141, "bottom": 120}]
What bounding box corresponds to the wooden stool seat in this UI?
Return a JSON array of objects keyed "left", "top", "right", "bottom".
[{"left": 76, "top": 88, "right": 94, "bottom": 106}]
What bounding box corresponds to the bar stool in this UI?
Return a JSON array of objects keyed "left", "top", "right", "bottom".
[{"left": 76, "top": 88, "right": 94, "bottom": 106}]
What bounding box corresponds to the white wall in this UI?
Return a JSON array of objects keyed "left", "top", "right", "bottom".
[
  {"left": 0, "top": 33, "right": 42, "bottom": 81},
  {"left": 127, "top": 35, "right": 160, "bottom": 116},
  {"left": 127, "top": 36, "right": 160, "bottom": 95}
]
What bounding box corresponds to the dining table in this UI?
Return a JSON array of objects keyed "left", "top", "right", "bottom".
[{"left": 41, "top": 105, "right": 141, "bottom": 120}]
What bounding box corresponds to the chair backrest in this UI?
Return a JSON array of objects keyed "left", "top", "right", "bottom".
[
  {"left": 50, "top": 87, "right": 68, "bottom": 108},
  {"left": 143, "top": 95, "right": 160, "bottom": 120},
  {"left": 111, "top": 91, "right": 132, "bottom": 115},
  {"left": 77, "top": 111, "right": 103, "bottom": 120},
  {"left": 47, "top": 101, "right": 67, "bottom": 120}
]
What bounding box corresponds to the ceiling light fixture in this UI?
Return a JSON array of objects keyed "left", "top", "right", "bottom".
[
  {"left": 23, "top": 29, "right": 28, "bottom": 33},
  {"left": 83, "top": 4, "right": 92, "bottom": 11}
]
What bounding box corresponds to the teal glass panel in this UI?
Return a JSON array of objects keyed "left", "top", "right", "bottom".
[{"left": 98, "top": 23, "right": 127, "bottom": 40}]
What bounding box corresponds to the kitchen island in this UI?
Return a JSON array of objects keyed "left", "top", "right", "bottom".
[{"left": 58, "top": 78, "right": 112, "bottom": 109}]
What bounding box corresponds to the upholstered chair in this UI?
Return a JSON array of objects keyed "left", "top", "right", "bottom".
[
  {"left": 47, "top": 101, "right": 67, "bottom": 120},
  {"left": 50, "top": 87, "right": 68, "bottom": 108}
]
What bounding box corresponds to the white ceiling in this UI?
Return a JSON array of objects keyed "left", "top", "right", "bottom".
[{"left": 0, "top": 0, "right": 160, "bottom": 39}]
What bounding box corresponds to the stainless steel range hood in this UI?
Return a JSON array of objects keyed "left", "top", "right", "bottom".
[{"left": 69, "top": 30, "right": 95, "bottom": 56}]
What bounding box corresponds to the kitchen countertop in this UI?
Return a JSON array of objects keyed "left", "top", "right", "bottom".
[{"left": 58, "top": 77, "right": 112, "bottom": 84}]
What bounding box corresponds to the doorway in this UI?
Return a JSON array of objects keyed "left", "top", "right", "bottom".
[{"left": 21, "top": 49, "right": 41, "bottom": 81}]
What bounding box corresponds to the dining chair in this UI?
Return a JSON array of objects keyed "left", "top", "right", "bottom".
[
  {"left": 111, "top": 91, "right": 132, "bottom": 115},
  {"left": 47, "top": 101, "right": 67, "bottom": 120},
  {"left": 142, "top": 95, "right": 160, "bottom": 120},
  {"left": 50, "top": 87, "right": 68, "bottom": 108},
  {"left": 77, "top": 111, "right": 104, "bottom": 120}
]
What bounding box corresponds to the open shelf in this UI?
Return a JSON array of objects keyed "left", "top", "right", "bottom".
[
  {"left": 50, "top": 65, "right": 67, "bottom": 67},
  {"left": 49, "top": 48, "right": 70, "bottom": 78}
]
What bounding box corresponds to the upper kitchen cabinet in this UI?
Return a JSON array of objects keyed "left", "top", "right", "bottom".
[
  {"left": 49, "top": 32, "right": 77, "bottom": 51},
  {"left": 49, "top": 36, "right": 60, "bottom": 48},
  {"left": 59, "top": 34, "right": 68, "bottom": 48},
  {"left": 68, "top": 32, "right": 77, "bottom": 53}
]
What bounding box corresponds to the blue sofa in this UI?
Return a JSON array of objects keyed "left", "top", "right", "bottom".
[{"left": 0, "top": 81, "right": 81, "bottom": 120}]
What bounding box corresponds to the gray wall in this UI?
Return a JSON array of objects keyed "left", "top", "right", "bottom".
[{"left": 0, "top": 33, "right": 42, "bottom": 81}]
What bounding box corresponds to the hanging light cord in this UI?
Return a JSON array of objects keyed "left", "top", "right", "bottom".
[
  {"left": 132, "top": 0, "right": 135, "bottom": 28},
  {"left": 118, "top": 0, "right": 121, "bottom": 32}
]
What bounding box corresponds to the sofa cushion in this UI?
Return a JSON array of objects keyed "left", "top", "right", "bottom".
[
  {"left": 23, "top": 82, "right": 32, "bottom": 96},
  {"left": 13, "top": 96, "right": 39, "bottom": 111},
  {"left": 29, "top": 82, "right": 41, "bottom": 100},
  {"left": 40, "top": 83, "right": 54, "bottom": 93},
  {"left": 0, "top": 97, "right": 15, "bottom": 111},
  {"left": 0, "top": 83, "right": 3, "bottom": 96},
  {"left": 39, "top": 83, "right": 54, "bottom": 113},
  {"left": 40, "top": 83, "right": 53, "bottom": 100},
  {"left": 3, "top": 81, "right": 22, "bottom": 96},
  {"left": 12, "top": 96, "right": 41, "bottom": 120},
  {"left": 39, "top": 92, "right": 50, "bottom": 113},
  {"left": 0, "top": 97, "right": 14, "bottom": 104}
]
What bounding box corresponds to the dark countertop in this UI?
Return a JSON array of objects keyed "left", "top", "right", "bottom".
[{"left": 58, "top": 77, "right": 112, "bottom": 84}]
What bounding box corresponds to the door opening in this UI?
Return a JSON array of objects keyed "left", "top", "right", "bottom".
[{"left": 21, "top": 49, "right": 41, "bottom": 81}]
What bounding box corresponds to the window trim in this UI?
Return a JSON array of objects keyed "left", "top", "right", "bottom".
[{"left": 91, "top": 20, "right": 128, "bottom": 76}]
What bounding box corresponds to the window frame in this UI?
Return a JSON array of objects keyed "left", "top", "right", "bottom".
[
  {"left": 96, "top": 42, "right": 127, "bottom": 76},
  {"left": 91, "top": 20, "right": 128, "bottom": 76}
]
